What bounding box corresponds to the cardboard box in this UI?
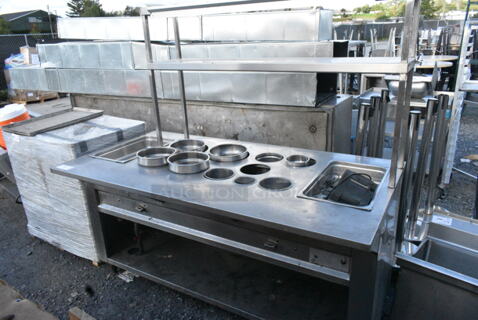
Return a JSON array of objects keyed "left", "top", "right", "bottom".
[{"left": 20, "top": 46, "right": 39, "bottom": 65}]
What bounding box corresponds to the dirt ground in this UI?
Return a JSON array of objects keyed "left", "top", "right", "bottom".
[{"left": 0, "top": 106, "right": 476, "bottom": 320}]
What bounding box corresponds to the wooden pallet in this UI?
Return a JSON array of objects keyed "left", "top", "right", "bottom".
[
  {"left": 69, "top": 307, "right": 97, "bottom": 320},
  {"left": 10, "top": 92, "right": 59, "bottom": 105}
]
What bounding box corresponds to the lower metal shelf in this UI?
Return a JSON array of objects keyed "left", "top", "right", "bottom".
[{"left": 101, "top": 215, "right": 348, "bottom": 320}]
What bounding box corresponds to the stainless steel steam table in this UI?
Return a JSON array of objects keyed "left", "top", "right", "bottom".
[{"left": 53, "top": 132, "right": 402, "bottom": 320}]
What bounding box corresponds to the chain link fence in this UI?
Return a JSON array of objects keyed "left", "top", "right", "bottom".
[
  {"left": 0, "top": 33, "right": 67, "bottom": 90},
  {"left": 334, "top": 19, "right": 463, "bottom": 41}
]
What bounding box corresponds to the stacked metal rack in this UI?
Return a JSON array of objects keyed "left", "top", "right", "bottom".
[{"left": 139, "top": 0, "right": 422, "bottom": 190}]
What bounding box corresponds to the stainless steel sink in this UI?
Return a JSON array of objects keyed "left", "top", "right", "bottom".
[
  {"left": 414, "top": 238, "right": 478, "bottom": 279},
  {"left": 91, "top": 135, "right": 171, "bottom": 163},
  {"left": 299, "top": 161, "right": 386, "bottom": 210},
  {"left": 393, "top": 215, "right": 478, "bottom": 320}
]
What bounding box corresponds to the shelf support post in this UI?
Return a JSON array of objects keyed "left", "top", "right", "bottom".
[
  {"left": 173, "top": 17, "right": 190, "bottom": 139},
  {"left": 142, "top": 12, "right": 164, "bottom": 146}
]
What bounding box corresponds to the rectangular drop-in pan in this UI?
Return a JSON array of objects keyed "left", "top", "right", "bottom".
[
  {"left": 299, "top": 161, "right": 387, "bottom": 211},
  {"left": 413, "top": 237, "right": 478, "bottom": 279},
  {"left": 90, "top": 135, "right": 171, "bottom": 163}
]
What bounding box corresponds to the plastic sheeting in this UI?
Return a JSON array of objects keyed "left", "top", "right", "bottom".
[{"left": 4, "top": 115, "right": 145, "bottom": 261}]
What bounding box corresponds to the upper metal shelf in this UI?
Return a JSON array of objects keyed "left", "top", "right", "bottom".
[
  {"left": 145, "top": 0, "right": 286, "bottom": 13},
  {"left": 143, "top": 0, "right": 316, "bottom": 16},
  {"left": 145, "top": 57, "right": 415, "bottom": 74}
]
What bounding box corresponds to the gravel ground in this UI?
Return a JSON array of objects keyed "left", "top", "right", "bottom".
[
  {"left": 0, "top": 195, "right": 237, "bottom": 320},
  {"left": 435, "top": 104, "right": 478, "bottom": 217},
  {"left": 0, "top": 105, "right": 476, "bottom": 320}
]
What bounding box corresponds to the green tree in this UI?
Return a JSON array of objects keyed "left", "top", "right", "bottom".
[
  {"left": 66, "top": 0, "right": 83, "bottom": 17},
  {"left": 0, "top": 18, "right": 10, "bottom": 34},
  {"left": 421, "top": 0, "right": 439, "bottom": 18},
  {"left": 82, "top": 0, "right": 105, "bottom": 17},
  {"left": 361, "top": 5, "right": 371, "bottom": 14},
  {"left": 66, "top": 0, "right": 105, "bottom": 17},
  {"left": 123, "top": 6, "right": 140, "bottom": 16}
]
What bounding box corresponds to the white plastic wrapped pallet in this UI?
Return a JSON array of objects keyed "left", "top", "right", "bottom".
[{"left": 4, "top": 115, "right": 145, "bottom": 261}]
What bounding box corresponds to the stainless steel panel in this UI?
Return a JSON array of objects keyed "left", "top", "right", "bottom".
[
  {"left": 44, "top": 69, "right": 61, "bottom": 91},
  {"left": 91, "top": 135, "right": 165, "bottom": 163},
  {"left": 40, "top": 42, "right": 139, "bottom": 69},
  {"left": 57, "top": 10, "right": 333, "bottom": 41},
  {"left": 199, "top": 72, "right": 233, "bottom": 102},
  {"left": 123, "top": 70, "right": 151, "bottom": 97},
  {"left": 103, "top": 70, "right": 128, "bottom": 96},
  {"left": 265, "top": 73, "right": 316, "bottom": 106},
  {"left": 39, "top": 41, "right": 334, "bottom": 69},
  {"left": 86, "top": 69, "right": 105, "bottom": 95},
  {"left": 58, "top": 69, "right": 86, "bottom": 93},
  {"left": 99, "top": 42, "right": 134, "bottom": 69},
  {"left": 10, "top": 66, "right": 319, "bottom": 106},
  {"left": 151, "top": 57, "right": 412, "bottom": 74},
  {"left": 166, "top": 16, "right": 202, "bottom": 41},
  {"left": 61, "top": 42, "right": 82, "bottom": 68},
  {"left": 72, "top": 94, "right": 352, "bottom": 151},
  {"left": 30, "top": 41, "right": 335, "bottom": 107},
  {"left": 393, "top": 213, "right": 478, "bottom": 319},
  {"left": 79, "top": 42, "right": 101, "bottom": 68},
  {"left": 52, "top": 131, "right": 395, "bottom": 251},
  {"left": 95, "top": 187, "right": 351, "bottom": 284},
  {"left": 230, "top": 72, "right": 267, "bottom": 104},
  {"left": 10, "top": 67, "right": 49, "bottom": 91},
  {"left": 202, "top": 10, "right": 324, "bottom": 41},
  {"left": 309, "top": 247, "right": 350, "bottom": 274},
  {"left": 202, "top": 14, "right": 247, "bottom": 41},
  {"left": 300, "top": 161, "right": 387, "bottom": 211},
  {"left": 318, "top": 10, "right": 333, "bottom": 40},
  {"left": 38, "top": 43, "right": 63, "bottom": 68}
]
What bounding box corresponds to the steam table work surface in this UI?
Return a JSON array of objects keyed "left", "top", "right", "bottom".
[{"left": 53, "top": 132, "right": 398, "bottom": 252}]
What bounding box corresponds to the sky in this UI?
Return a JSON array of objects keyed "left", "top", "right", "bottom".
[{"left": 0, "top": 0, "right": 380, "bottom": 17}]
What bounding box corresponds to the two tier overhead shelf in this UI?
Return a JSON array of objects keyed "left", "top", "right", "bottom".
[{"left": 140, "top": 0, "right": 422, "bottom": 189}]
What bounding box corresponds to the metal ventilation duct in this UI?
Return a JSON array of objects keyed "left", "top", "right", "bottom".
[
  {"left": 11, "top": 41, "right": 334, "bottom": 107},
  {"left": 57, "top": 9, "right": 333, "bottom": 41}
]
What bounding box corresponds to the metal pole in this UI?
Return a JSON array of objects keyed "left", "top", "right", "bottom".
[
  {"left": 173, "top": 17, "right": 190, "bottom": 139},
  {"left": 389, "top": 0, "right": 422, "bottom": 188},
  {"left": 436, "top": 95, "right": 451, "bottom": 189},
  {"left": 367, "top": 96, "right": 381, "bottom": 157},
  {"left": 375, "top": 89, "right": 389, "bottom": 158},
  {"left": 47, "top": 5, "right": 55, "bottom": 39},
  {"left": 425, "top": 94, "right": 448, "bottom": 215},
  {"left": 396, "top": 110, "right": 421, "bottom": 249},
  {"left": 142, "top": 13, "right": 164, "bottom": 146},
  {"left": 355, "top": 102, "right": 371, "bottom": 156},
  {"left": 407, "top": 98, "right": 437, "bottom": 239}
]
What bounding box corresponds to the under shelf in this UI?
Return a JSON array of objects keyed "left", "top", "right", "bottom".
[{"left": 146, "top": 57, "right": 415, "bottom": 74}]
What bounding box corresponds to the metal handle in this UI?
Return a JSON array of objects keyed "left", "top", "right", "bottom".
[
  {"left": 396, "top": 110, "right": 421, "bottom": 250},
  {"left": 263, "top": 238, "right": 279, "bottom": 250},
  {"left": 367, "top": 96, "right": 381, "bottom": 157},
  {"left": 375, "top": 89, "right": 389, "bottom": 158},
  {"left": 425, "top": 94, "right": 449, "bottom": 215},
  {"left": 407, "top": 98, "right": 437, "bottom": 240},
  {"left": 135, "top": 203, "right": 147, "bottom": 212},
  {"left": 355, "top": 102, "right": 371, "bottom": 156}
]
